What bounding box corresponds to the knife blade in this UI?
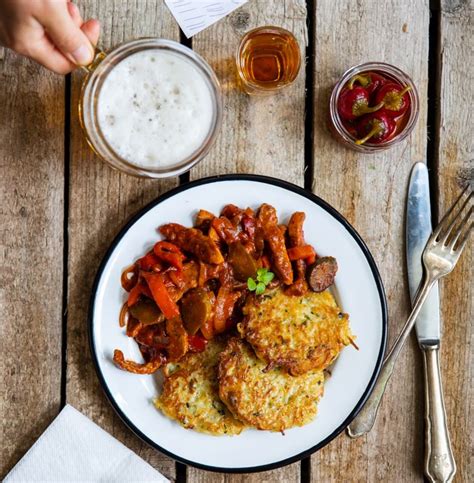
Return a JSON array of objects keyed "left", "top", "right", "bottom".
[{"left": 406, "top": 162, "right": 441, "bottom": 346}]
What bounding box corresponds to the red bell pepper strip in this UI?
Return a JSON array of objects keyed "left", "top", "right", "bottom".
[
  {"left": 287, "top": 245, "right": 316, "bottom": 261},
  {"left": 127, "top": 281, "right": 152, "bottom": 307},
  {"left": 142, "top": 272, "right": 180, "bottom": 320},
  {"left": 153, "top": 241, "right": 185, "bottom": 269},
  {"left": 137, "top": 251, "right": 162, "bottom": 271},
  {"left": 261, "top": 255, "right": 271, "bottom": 268},
  {"left": 188, "top": 334, "right": 208, "bottom": 352}
]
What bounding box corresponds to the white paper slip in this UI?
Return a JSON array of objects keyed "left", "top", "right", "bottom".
[
  {"left": 4, "top": 405, "right": 169, "bottom": 483},
  {"left": 165, "top": 0, "right": 248, "bottom": 38}
]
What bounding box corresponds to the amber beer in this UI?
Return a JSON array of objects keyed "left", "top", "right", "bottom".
[{"left": 236, "top": 26, "right": 301, "bottom": 95}]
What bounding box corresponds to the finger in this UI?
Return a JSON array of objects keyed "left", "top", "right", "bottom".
[
  {"left": 36, "top": 2, "right": 94, "bottom": 66},
  {"left": 27, "top": 35, "right": 76, "bottom": 74},
  {"left": 67, "top": 2, "right": 83, "bottom": 27},
  {"left": 81, "top": 19, "right": 100, "bottom": 47},
  {"left": 68, "top": 5, "right": 100, "bottom": 47}
]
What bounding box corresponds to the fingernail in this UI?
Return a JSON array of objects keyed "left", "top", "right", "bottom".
[{"left": 71, "top": 45, "right": 92, "bottom": 65}]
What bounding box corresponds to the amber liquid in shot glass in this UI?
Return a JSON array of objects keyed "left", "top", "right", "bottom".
[{"left": 236, "top": 26, "right": 301, "bottom": 95}]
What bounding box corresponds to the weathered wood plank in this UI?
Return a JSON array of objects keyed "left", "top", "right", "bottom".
[
  {"left": 0, "top": 52, "right": 64, "bottom": 476},
  {"left": 67, "top": 1, "right": 179, "bottom": 479},
  {"left": 436, "top": 1, "right": 473, "bottom": 480},
  {"left": 188, "top": 1, "right": 307, "bottom": 481},
  {"left": 190, "top": 0, "right": 307, "bottom": 184},
  {"left": 311, "top": 1, "right": 430, "bottom": 481},
  {"left": 186, "top": 469, "right": 300, "bottom": 483}
]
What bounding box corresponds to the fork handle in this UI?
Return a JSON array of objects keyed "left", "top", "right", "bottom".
[
  {"left": 346, "top": 342, "right": 398, "bottom": 437},
  {"left": 347, "top": 277, "right": 435, "bottom": 438},
  {"left": 422, "top": 345, "right": 456, "bottom": 483}
]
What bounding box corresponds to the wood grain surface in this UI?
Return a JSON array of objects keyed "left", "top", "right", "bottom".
[
  {"left": 187, "top": 1, "right": 307, "bottom": 481},
  {"left": 190, "top": 0, "right": 307, "bottom": 183},
  {"left": 65, "top": 1, "right": 179, "bottom": 479},
  {"left": 1, "top": 0, "right": 472, "bottom": 481},
  {"left": 0, "top": 50, "right": 65, "bottom": 476},
  {"left": 435, "top": 1, "right": 473, "bottom": 480},
  {"left": 310, "top": 1, "right": 430, "bottom": 481}
]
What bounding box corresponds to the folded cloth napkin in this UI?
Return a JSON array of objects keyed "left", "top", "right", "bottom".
[{"left": 5, "top": 405, "right": 169, "bottom": 483}]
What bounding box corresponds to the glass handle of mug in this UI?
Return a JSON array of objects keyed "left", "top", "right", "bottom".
[{"left": 81, "top": 47, "right": 107, "bottom": 73}]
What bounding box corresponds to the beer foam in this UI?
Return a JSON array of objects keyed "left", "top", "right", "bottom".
[{"left": 97, "top": 49, "right": 214, "bottom": 169}]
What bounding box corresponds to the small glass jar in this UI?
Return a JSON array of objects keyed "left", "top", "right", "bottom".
[
  {"left": 236, "top": 26, "right": 301, "bottom": 96},
  {"left": 79, "top": 38, "right": 222, "bottom": 178},
  {"left": 329, "top": 62, "right": 419, "bottom": 153}
]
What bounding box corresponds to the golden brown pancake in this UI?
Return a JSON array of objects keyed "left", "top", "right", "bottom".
[
  {"left": 218, "top": 338, "right": 324, "bottom": 432},
  {"left": 239, "top": 288, "right": 353, "bottom": 375},
  {"left": 156, "top": 337, "right": 245, "bottom": 435}
]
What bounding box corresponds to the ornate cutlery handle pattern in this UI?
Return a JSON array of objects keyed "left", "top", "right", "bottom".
[{"left": 422, "top": 345, "right": 456, "bottom": 483}]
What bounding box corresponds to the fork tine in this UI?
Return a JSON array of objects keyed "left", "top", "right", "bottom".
[
  {"left": 436, "top": 188, "right": 472, "bottom": 245},
  {"left": 447, "top": 206, "right": 474, "bottom": 250},
  {"left": 446, "top": 206, "right": 474, "bottom": 250},
  {"left": 452, "top": 221, "right": 473, "bottom": 256},
  {"left": 430, "top": 185, "right": 469, "bottom": 241}
]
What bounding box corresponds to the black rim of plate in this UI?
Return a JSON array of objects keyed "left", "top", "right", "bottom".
[{"left": 88, "top": 174, "right": 388, "bottom": 474}]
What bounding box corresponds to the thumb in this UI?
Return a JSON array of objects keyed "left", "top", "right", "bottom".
[{"left": 38, "top": 2, "right": 95, "bottom": 66}]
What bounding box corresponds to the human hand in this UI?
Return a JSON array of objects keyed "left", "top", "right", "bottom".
[{"left": 0, "top": 0, "right": 100, "bottom": 74}]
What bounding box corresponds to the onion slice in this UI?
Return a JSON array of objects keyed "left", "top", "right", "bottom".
[
  {"left": 119, "top": 302, "right": 129, "bottom": 328},
  {"left": 121, "top": 264, "right": 138, "bottom": 292}
]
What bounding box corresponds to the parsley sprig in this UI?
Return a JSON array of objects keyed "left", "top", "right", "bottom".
[{"left": 247, "top": 268, "right": 275, "bottom": 295}]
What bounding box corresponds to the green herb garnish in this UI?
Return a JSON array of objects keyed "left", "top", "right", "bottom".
[{"left": 247, "top": 268, "right": 275, "bottom": 295}]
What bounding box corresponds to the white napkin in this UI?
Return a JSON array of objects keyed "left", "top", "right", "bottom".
[
  {"left": 4, "top": 405, "right": 169, "bottom": 483},
  {"left": 165, "top": 0, "right": 248, "bottom": 38}
]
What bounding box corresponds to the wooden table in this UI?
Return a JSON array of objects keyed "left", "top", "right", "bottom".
[{"left": 1, "top": 0, "right": 472, "bottom": 481}]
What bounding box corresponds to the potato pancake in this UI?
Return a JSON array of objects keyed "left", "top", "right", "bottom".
[
  {"left": 219, "top": 338, "right": 324, "bottom": 432},
  {"left": 155, "top": 337, "right": 245, "bottom": 435},
  {"left": 239, "top": 288, "right": 353, "bottom": 375}
]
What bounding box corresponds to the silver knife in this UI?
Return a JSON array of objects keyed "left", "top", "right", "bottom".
[{"left": 406, "top": 162, "right": 456, "bottom": 483}]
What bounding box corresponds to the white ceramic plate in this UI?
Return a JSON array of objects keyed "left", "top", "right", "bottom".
[{"left": 89, "top": 175, "right": 387, "bottom": 473}]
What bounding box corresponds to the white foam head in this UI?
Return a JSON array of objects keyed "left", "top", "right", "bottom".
[{"left": 97, "top": 49, "right": 215, "bottom": 169}]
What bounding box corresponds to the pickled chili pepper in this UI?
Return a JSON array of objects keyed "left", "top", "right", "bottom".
[
  {"left": 355, "top": 111, "right": 396, "bottom": 145},
  {"left": 347, "top": 72, "right": 386, "bottom": 96},
  {"left": 153, "top": 241, "right": 185, "bottom": 269},
  {"left": 374, "top": 82, "right": 411, "bottom": 118},
  {"left": 337, "top": 86, "right": 384, "bottom": 121},
  {"left": 341, "top": 120, "right": 358, "bottom": 138}
]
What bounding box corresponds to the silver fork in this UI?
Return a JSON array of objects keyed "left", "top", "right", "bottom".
[{"left": 347, "top": 185, "right": 473, "bottom": 439}]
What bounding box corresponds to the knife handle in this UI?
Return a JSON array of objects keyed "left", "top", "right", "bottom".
[{"left": 421, "top": 345, "right": 456, "bottom": 483}]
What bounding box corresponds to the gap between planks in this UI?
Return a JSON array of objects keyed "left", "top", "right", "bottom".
[
  {"left": 426, "top": 0, "right": 441, "bottom": 224},
  {"left": 60, "top": 73, "right": 72, "bottom": 408}
]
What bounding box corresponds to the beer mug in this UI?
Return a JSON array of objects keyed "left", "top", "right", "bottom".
[{"left": 79, "top": 38, "right": 222, "bottom": 178}]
